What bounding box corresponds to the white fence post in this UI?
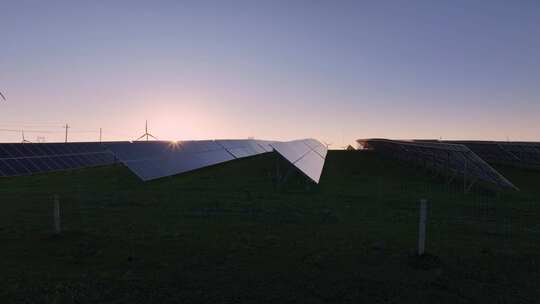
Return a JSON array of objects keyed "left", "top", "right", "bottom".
[
  {"left": 418, "top": 199, "right": 428, "bottom": 255},
  {"left": 54, "top": 194, "right": 61, "bottom": 234}
]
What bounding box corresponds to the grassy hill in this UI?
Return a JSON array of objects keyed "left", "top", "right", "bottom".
[{"left": 1, "top": 151, "right": 539, "bottom": 303}]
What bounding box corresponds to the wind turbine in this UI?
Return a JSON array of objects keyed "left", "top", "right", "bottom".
[
  {"left": 21, "top": 130, "right": 31, "bottom": 143},
  {"left": 135, "top": 120, "right": 158, "bottom": 141},
  {"left": 0, "top": 91, "right": 6, "bottom": 101}
]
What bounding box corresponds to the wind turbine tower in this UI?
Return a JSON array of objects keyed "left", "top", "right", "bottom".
[{"left": 21, "top": 130, "right": 31, "bottom": 143}]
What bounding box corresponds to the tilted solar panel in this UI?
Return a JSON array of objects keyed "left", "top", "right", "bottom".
[
  {"left": 0, "top": 138, "right": 329, "bottom": 185},
  {"left": 302, "top": 138, "right": 328, "bottom": 159},
  {"left": 503, "top": 143, "right": 540, "bottom": 167},
  {"left": 458, "top": 142, "right": 519, "bottom": 164},
  {"left": 253, "top": 140, "right": 276, "bottom": 153},
  {"left": 446, "top": 141, "right": 540, "bottom": 169},
  {"left": 357, "top": 139, "right": 517, "bottom": 190},
  {"left": 0, "top": 142, "right": 117, "bottom": 177},
  {"left": 215, "top": 139, "right": 267, "bottom": 158},
  {"left": 270, "top": 138, "right": 327, "bottom": 183},
  {"left": 418, "top": 140, "right": 540, "bottom": 170},
  {"left": 105, "top": 139, "right": 276, "bottom": 181}
]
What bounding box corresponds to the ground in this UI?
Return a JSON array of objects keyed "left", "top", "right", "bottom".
[{"left": 1, "top": 151, "right": 539, "bottom": 303}]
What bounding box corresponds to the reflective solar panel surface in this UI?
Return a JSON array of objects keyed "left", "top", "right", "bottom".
[
  {"left": 0, "top": 142, "right": 116, "bottom": 177},
  {"left": 357, "top": 139, "right": 517, "bottom": 190},
  {"left": 215, "top": 139, "right": 267, "bottom": 158},
  {"left": 105, "top": 139, "right": 276, "bottom": 181},
  {"left": 270, "top": 138, "right": 327, "bottom": 183},
  {"left": 0, "top": 138, "right": 328, "bottom": 183},
  {"left": 254, "top": 140, "right": 278, "bottom": 153}
]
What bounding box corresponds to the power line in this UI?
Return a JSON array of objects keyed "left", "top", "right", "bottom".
[
  {"left": 68, "top": 129, "right": 100, "bottom": 133},
  {"left": 0, "top": 128, "right": 61, "bottom": 134},
  {"left": 0, "top": 126, "right": 100, "bottom": 134},
  {"left": 0, "top": 121, "right": 66, "bottom": 126},
  {"left": 0, "top": 122, "right": 141, "bottom": 142},
  {"left": 0, "top": 124, "right": 64, "bottom": 128}
]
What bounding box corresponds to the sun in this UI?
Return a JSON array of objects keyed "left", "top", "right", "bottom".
[{"left": 168, "top": 140, "right": 181, "bottom": 150}]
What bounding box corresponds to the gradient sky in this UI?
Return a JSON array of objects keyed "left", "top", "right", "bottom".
[{"left": 1, "top": 0, "right": 539, "bottom": 145}]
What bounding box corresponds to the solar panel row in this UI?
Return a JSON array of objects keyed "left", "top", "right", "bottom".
[
  {"left": 105, "top": 139, "right": 278, "bottom": 181},
  {"left": 270, "top": 138, "right": 327, "bottom": 183},
  {"left": 0, "top": 139, "right": 328, "bottom": 183},
  {"left": 449, "top": 141, "right": 540, "bottom": 169},
  {"left": 357, "top": 139, "right": 517, "bottom": 190},
  {"left": 0, "top": 142, "right": 116, "bottom": 177},
  {"left": 501, "top": 143, "right": 540, "bottom": 168},
  {"left": 450, "top": 141, "right": 519, "bottom": 164},
  {"left": 0, "top": 142, "right": 109, "bottom": 158},
  {"left": 416, "top": 140, "right": 540, "bottom": 170}
]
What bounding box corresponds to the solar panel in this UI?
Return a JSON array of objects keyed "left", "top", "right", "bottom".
[
  {"left": 357, "top": 139, "right": 517, "bottom": 190},
  {"left": 254, "top": 140, "right": 278, "bottom": 153},
  {"left": 416, "top": 140, "right": 540, "bottom": 170},
  {"left": 215, "top": 139, "right": 267, "bottom": 158},
  {"left": 0, "top": 138, "right": 329, "bottom": 184},
  {"left": 270, "top": 138, "right": 327, "bottom": 183},
  {"left": 105, "top": 139, "right": 276, "bottom": 181},
  {"left": 444, "top": 141, "right": 540, "bottom": 170},
  {"left": 0, "top": 142, "right": 116, "bottom": 177}
]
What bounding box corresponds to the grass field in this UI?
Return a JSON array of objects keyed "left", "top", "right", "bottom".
[{"left": 1, "top": 151, "right": 539, "bottom": 303}]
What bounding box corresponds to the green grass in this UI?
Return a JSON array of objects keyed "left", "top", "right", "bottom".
[{"left": 1, "top": 151, "right": 539, "bottom": 303}]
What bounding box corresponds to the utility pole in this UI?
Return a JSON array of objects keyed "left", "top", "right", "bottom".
[{"left": 64, "top": 124, "right": 70, "bottom": 143}]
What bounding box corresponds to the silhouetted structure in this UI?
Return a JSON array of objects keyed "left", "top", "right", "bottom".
[{"left": 357, "top": 138, "right": 518, "bottom": 191}]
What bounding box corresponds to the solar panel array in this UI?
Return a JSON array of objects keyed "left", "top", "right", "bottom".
[
  {"left": 445, "top": 141, "right": 519, "bottom": 164},
  {"left": 3, "top": 136, "right": 529, "bottom": 190},
  {"left": 448, "top": 141, "right": 540, "bottom": 169},
  {"left": 270, "top": 138, "right": 327, "bottom": 183},
  {"left": 500, "top": 143, "right": 540, "bottom": 168},
  {"left": 0, "top": 138, "right": 328, "bottom": 183},
  {"left": 357, "top": 139, "right": 518, "bottom": 190},
  {"left": 105, "top": 139, "right": 279, "bottom": 181},
  {"left": 414, "top": 140, "right": 540, "bottom": 170},
  {"left": 0, "top": 142, "right": 116, "bottom": 177}
]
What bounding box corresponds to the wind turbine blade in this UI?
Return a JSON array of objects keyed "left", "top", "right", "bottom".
[
  {"left": 0, "top": 91, "right": 6, "bottom": 101},
  {"left": 135, "top": 134, "right": 147, "bottom": 141}
]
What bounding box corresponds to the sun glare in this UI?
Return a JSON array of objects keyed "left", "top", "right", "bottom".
[{"left": 168, "top": 140, "right": 181, "bottom": 149}]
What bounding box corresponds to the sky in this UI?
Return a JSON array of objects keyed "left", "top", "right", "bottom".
[{"left": 1, "top": 0, "right": 539, "bottom": 146}]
